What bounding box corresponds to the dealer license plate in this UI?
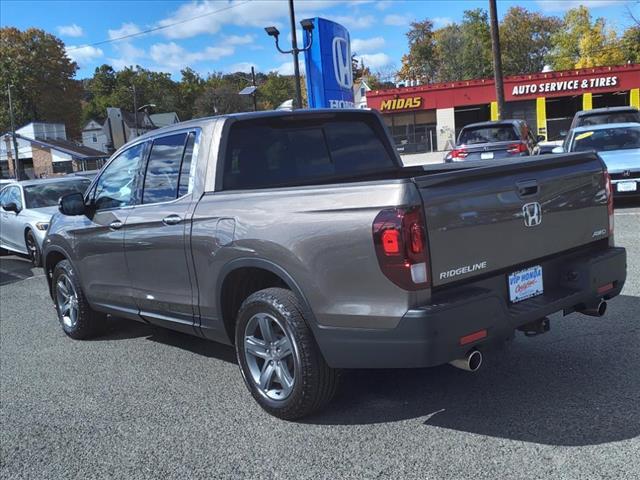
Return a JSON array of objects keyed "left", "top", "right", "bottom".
[
  {"left": 481, "top": 152, "right": 494, "bottom": 160},
  {"left": 508, "top": 266, "right": 543, "bottom": 303},
  {"left": 617, "top": 181, "right": 637, "bottom": 192}
]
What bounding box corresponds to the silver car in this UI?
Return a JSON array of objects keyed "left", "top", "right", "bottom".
[
  {"left": 558, "top": 122, "right": 640, "bottom": 197},
  {"left": 0, "top": 177, "right": 91, "bottom": 265}
]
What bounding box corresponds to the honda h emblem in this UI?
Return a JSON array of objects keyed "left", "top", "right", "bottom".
[
  {"left": 332, "top": 36, "right": 353, "bottom": 89},
  {"left": 522, "top": 202, "right": 542, "bottom": 227}
]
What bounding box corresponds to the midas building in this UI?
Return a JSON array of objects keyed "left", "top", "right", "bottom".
[{"left": 365, "top": 63, "right": 640, "bottom": 154}]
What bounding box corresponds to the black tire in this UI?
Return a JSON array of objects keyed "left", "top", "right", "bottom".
[
  {"left": 235, "top": 287, "right": 339, "bottom": 420},
  {"left": 25, "top": 229, "right": 42, "bottom": 267},
  {"left": 52, "top": 259, "right": 104, "bottom": 339}
]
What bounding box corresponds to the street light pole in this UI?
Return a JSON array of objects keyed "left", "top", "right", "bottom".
[
  {"left": 7, "top": 85, "right": 21, "bottom": 180},
  {"left": 489, "top": 0, "right": 506, "bottom": 119},
  {"left": 288, "top": 0, "right": 303, "bottom": 109},
  {"left": 265, "top": 1, "right": 315, "bottom": 110}
]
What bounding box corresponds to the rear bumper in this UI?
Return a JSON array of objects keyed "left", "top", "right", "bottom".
[{"left": 315, "top": 246, "right": 627, "bottom": 369}]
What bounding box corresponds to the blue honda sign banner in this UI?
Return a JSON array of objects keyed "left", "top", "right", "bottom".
[{"left": 303, "top": 18, "right": 354, "bottom": 109}]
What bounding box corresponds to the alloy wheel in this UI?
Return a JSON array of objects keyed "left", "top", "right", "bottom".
[
  {"left": 55, "top": 273, "right": 79, "bottom": 328},
  {"left": 243, "top": 313, "right": 297, "bottom": 401}
]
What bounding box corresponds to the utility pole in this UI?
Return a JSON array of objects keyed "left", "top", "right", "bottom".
[
  {"left": 7, "top": 85, "right": 20, "bottom": 180},
  {"left": 131, "top": 83, "right": 139, "bottom": 136},
  {"left": 489, "top": 0, "right": 506, "bottom": 119},
  {"left": 251, "top": 66, "right": 257, "bottom": 112}
]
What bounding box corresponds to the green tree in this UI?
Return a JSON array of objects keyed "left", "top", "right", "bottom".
[
  {"left": 0, "top": 27, "right": 82, "bottom": 137},
  {"left": 620, "top": 26, "right": 640, "bottom": 63},
  {"left": 397, "top": 20, "right": 438, "bottom": 83},
  {"left": 500, "top": 7, "right": 562, "bottom": 75},
  {"left": 433, "top": 24, "right": 465, "bottom": 82},
  {"left": 176, "top": 67, "right": 205, "bottom": 120},
  {"left": 575, "top": 19, "right": 625, "bottom": 68},
  {"left": 257, "top": 73, "right": 296, "bottom": 110},
  {"left": 459, "top": 9, "right": 492, "bottom": 80}
]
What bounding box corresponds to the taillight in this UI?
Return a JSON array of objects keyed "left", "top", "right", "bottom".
[
  {"left": 604, "top": 170, "right": 614, "bottom": 237},
  {"left": 450, "top": 148, "right": 468, "bottom": 159},
  {"left": 507, "top": 142, "right": 528, "bottom": 154},
  {"left": 372, "top": 206, "right": 430, "bottom": 290}
]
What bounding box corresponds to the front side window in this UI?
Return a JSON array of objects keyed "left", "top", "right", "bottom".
[
  {"left": 93, "top": 143, "right": 145, "bottom": 210},
  {"left": 142, "top": 133, "right": 188, "bottom": 204},
  {"left": 2, "top": 187, "right": 22, "bottom": 210}
]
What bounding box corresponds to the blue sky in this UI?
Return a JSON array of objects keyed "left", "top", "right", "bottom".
[{"left": 1, "top": 0, "right": 637, "bottom": 79}]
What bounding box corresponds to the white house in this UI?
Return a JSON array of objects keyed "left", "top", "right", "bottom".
[
  {"left": 354, "top": 79, "right": 371, "bottom": 109},
  {"left": 81, "top": 119, "right": 110, "bottom": 153}
]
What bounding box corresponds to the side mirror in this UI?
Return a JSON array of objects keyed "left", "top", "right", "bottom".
[
  {"left": 551, "top": 146, "right": 565, "bottom": 154},
  {"left": 59, "top": 192, "right": 86, "bottom": 216},
  {"left": 536, "top": 135, "right": 545, "bottom": 143},
  {"left": 2, "top": 202, "right": 19, "bottom": 213}
]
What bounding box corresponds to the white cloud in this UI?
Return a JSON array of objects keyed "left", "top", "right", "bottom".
[
  {"left": 108, "top": 22, "right": 142, "bottom": 40},
  {"left": 351, "top": 37, "right": 385, "bottom": 54},
  {"left": 332, "top": 15, "right": 375, "bottom": 29},
  {"left": 65, "top": 45, "right": 103, "bottom": 66},
  {"left": 226, "top": 62, "right": 259, "bottom": 73},
  {"left": 109, "top": 42, "right": 146, "bottom": 69},
  {"left": 271, "top": 60, "right": 305, "bottom": 76},
  {"left": 384, "top": 14, "right": 411, "bottom": 26},
  {"left": 433, "top": 17, "right": 453, "bottom": 28},
  {"left": 222, "top": 34, "right": 254, "bottom": 45},
  {"left": 149, "top": 42, "right": 235, "bottom": 71},
  {"left": 356, "top": 52, "right": 392, "bottom": 69},
  {"left": 536, "top": 0, "right": 626, "bottom": 12},
  {"left": 57, "top": 24, "right": 84, "bottom": 37},
  {"left": 375, "top": 1, "right": 394, "bottom": 11}
]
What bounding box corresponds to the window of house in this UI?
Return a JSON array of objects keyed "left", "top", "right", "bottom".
[{"left": 92, "top": 133, "right": 98, "bottom": 143}]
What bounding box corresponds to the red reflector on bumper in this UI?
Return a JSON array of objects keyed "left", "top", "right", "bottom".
[
  {"left": 597, "top": 283, "right": 614, "bottom": 294},
  {"left": 459, "top": 329, "right": 487, "bottom": 346}
]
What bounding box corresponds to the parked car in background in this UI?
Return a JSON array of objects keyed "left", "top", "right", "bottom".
[
  {"left": 569, "top": 106, "right": 640, "bottom": 130},
  {"left": 554, "top": 122, "right": 640, "bottom": 197},
  {"left": 43, "top": 110, "right": 626, "bottom": 419},
  {"left": 0, "top": 177, "right": 91, "bottom": 265},
  {"left": 444, "top": 120, "right": 543, "bottom": 162}
]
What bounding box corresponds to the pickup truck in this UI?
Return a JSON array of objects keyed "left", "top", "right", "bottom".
[{"left": 43, "top": 109, "right": 627, "bottom": 420}]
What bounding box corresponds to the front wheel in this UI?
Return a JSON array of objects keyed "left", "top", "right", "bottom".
[
  {"left": 25, "top": 230, "right": 42, "bottom": 267},
  {"left": 235, "top": 288, "right": 339, "bottom": 420},
  {"left": 52, "top": 259, "right": 103, "bottom": 339}
]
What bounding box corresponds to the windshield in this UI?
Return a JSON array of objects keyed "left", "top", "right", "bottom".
[
  {"left": 458, "top": 125, "right": 519, "bottom": 145},
  {"left": 577, "top": 112, "right": 640, "bottom": 127},
  {"left": 570, "top": 126, "right": 640, "bottom": 153},
  {"left": 23, "top": 179, "right": 91, "bottom": 209}
]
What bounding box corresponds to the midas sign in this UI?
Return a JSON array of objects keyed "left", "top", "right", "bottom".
[{"left": 380, "top": 97, "right": 423, "bottom": 111}]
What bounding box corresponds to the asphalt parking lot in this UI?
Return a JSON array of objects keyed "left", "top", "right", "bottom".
[{"left": 1, "top": 201, "right": 639, "bottom": 480}]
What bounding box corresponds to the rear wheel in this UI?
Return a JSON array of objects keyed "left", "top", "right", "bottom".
[
  {"left": 52, "top": 260, "right": 103, "bottom": 339},
  {"left": 25, "top": 230, "right": 42, "bottom": 267},
  {"left": 235, "top": 288, "right": 339, "bottom": 420}
]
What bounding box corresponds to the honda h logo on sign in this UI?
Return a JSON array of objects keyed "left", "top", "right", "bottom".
[
  {"left": 522, "top": 202, "right": 542, "bottom": 227},
  {"left": 332, "top": 37, "right": 352, "bottom": 89}
]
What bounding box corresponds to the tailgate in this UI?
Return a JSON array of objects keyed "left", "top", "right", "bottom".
[{"left": 416, "top": 152, "right": 610, "bottom": 287}]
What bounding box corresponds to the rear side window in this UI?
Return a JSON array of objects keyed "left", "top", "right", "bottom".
[
  {"left": 142, "top": 132, "right": 196, "bottom": 204},
  {"left": 458, "top": 125, "right": 519, "bottom": 144},
  {"left": 223, "top": 115, "right": 395, "bottom": 190}
]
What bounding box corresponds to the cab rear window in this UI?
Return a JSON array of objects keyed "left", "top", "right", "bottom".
[{"left": 222, "top": 114, "right": 396, "bottom": 190}]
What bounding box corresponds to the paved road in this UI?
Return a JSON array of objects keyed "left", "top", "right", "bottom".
[{"left": 2, "top": 202, "right": 639, "bottom": 480}]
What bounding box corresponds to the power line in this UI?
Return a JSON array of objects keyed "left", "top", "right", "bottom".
[{"left": 66, "top": 0, "right": 252, "bottom": 51}]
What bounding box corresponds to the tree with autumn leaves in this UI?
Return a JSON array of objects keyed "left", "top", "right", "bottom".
[{"left": 398, "top": 6, "right": 637, "bottom": 84}]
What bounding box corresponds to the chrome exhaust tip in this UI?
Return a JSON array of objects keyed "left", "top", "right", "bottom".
[
  {"left": 579, "top": 299, "right": 607, "bottom": 317},
  {"left": 449, "top": 349, "right": 483, "bottom": 372}
]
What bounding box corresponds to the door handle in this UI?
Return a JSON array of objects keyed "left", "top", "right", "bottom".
[
  {"left": 162, "top": 214, "right": 182, "bottom": 226},
  {"left": 109, "top": 220, "right": 123, "bottom": 230}
]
